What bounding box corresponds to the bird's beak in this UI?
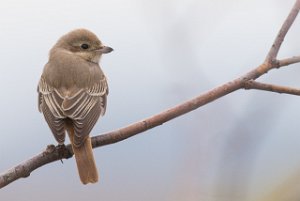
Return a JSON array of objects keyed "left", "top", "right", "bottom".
[{"left": 96, "top": 46, "right": 114, "bottom": 54}]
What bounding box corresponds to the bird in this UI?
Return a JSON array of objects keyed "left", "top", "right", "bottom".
[{"left": 37, "top": 29, "right": 113, "bottom": 184}]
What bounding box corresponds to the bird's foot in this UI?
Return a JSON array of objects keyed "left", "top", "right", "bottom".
[{"left": 57, "top": 144, "right": 73, "bottom": 160}]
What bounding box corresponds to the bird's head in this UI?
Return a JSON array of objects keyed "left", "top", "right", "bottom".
[{"left": 51, "top": 29, "right": 113, "bottom": 64}]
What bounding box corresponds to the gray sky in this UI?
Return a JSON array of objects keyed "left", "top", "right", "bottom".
[{"left": 1, "top": 0, "right": 300, "bottom": 201}]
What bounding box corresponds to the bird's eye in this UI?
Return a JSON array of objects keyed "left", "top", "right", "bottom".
[{"left": 81, "top": 44, "right": 89, "bottom": 49}]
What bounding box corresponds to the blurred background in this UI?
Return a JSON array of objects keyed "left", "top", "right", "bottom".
[{"left": 1, "top": 0, "right": 300, "bottom": 200}]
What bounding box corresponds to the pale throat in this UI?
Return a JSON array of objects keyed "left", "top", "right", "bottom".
[
  {"left": 91, "top": 54, "right": 101, "bottom": 64},
  {"left": 75, "top": 51, "right": 101, "bottom": 64}
]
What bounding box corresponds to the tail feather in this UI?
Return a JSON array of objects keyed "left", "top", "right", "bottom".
[{"left": 67, "top": 127, "right": 99, "bottom": 184}]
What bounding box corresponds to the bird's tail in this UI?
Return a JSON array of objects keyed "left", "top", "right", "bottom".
[{"left": 67, "top": 126, "right": 99, "bottom": 184}]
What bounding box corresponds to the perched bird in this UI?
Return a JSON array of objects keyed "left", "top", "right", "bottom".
[{"left": 37, "top": 29, "right": 113, "bottom": 184}]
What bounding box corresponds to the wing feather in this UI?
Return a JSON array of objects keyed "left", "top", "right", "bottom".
[
  {"left": 38, "top": 76, "right": 108, "bottom": 147},
  {"left": 38, "top": 77, "right": 66, "bottom": 143},
  {"left": 65, "top": 77, "right": 108, "bottom": 147}
]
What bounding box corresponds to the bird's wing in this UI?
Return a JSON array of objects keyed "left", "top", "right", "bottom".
[
  {"left": 62, "top": 77, "right": 108, "bottom": 147},
  {"left": 38, "top": 77, "right": 66, "bottom": 144}
]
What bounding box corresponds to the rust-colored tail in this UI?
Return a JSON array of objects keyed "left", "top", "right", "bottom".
[{"left": 67, "top": 127, "right": 99, "bottom": 184}]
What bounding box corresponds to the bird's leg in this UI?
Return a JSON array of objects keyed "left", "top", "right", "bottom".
[{"left": 57, "top": 144, "right": 73, "bottom": 160}]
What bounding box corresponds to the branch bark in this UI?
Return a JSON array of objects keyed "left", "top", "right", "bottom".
[
  {"left": 244, "top": 80, "right": 300, "bottom": 96},
  {"left": 265, "top": 0, "right": 300, "bottom": 63},
  {"left": 1, "top": 0, "right": 300, "bottom": 189},
  {"left": 278, "top": 56, "right": 300, "bottom": 67}
]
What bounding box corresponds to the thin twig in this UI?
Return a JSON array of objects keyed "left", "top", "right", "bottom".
[
  {"left": 265, "top": 0, "right": 300, "bottom": 63},
  {"left": 277, "top": 56, "right": 300, "bottom": 67},
  {"left": 244, "top": 80, "right": 300, "bottom": 96},
  {"left": 1, "top": 0, "right": 300, "bottom": 189}
]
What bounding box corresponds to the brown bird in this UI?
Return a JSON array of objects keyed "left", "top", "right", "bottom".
[{"left": 37, "top": 29, "right": 113, "bottom": 184}]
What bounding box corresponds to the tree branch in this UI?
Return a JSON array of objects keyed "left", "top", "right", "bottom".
[
  {"left": 1, "top": 0, "right": 300, "bottom": 189},
  {"left": 244, "top": 80, "right": 300, "bottom": 96},
  {"left": 277, "top": 56, "right": 300, "bottom": 67},
  {"left": 265, "top": 0, "right": 300, "bottom": 63}
]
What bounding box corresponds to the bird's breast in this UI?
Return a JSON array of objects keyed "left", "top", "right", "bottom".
[{"left": 44, "top": 52, "right": 102, "bottom": 95}]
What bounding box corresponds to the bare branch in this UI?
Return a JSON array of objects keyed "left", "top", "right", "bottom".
[
  {"left": 265, "top": 0, "right": 300, "bottom": 63},
  {"left": 244, "top": 80, "right": 300, "bottom": 96},
  {"left": 277, "top": 56, "right": 300, "bottom": 67},
  {"left": 1, "top": 0, "right": 300, "bottom": 189},
  {"left": 0, "top": 145, "right": 73, "bottom": 188}
]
